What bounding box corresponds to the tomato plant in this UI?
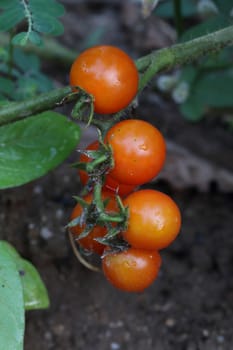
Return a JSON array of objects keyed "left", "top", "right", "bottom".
[
  {"left": 102, "top": 247, "right": 161, "bottom": 292},
  {"left": 69, "top": 45, "right": 139, "bottom": 114},
  {"left": 123, "top": 189, "right": 181, "bottom": 250},
  {"left": 104, "top": 119, "right": 166, "bottom": 185},
  {"left": 70, "top": 191, "right": 119, "bottom": 255},
  {"left": 2, "top": 0, "right": 233, "bottom": 345},
  {"left": 78, "top": 140, "right": 136, "bottom": 196}
]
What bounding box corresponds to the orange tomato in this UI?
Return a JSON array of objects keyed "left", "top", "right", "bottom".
[
  {"left": 123, "top": 189, "right": 181, "bottom": 250},
  {"left": 102, "top": 247, "right": 162, "bottom": 292},
  {"left": 69, "top": 45, "right": 139, "bottom": 114},
  {"left": 105, "top": 119, "right": 166, "bottom": 185}
]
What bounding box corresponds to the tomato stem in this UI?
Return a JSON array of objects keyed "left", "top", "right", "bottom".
[
  {"left": 85, "top": 153, "right": 111, "bottom": 173},
  {"left": 92, "top": 182, "right": 128, "bottom": 225}
]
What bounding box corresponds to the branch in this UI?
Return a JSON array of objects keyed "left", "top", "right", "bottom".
[
  {"left": 0, "top": 87, "right": 77, "bottom": 125},
  {"left": 0, "top": 25, "right": 233, "bottom": 126},
  {"left": 136, "top": 25, "right": 233, "bottom": 91}
]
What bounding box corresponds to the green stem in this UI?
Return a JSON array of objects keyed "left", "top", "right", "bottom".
[
  {"left": 21, "top": 0, "right": 33, "bottom": 43},
  {"left": 173, "top": 0, "right": 183, "bottom": 37},
  {"left": 0, "top": 25, "right": 233, "bottom": 126},
  {"left": 0, "top": 86, "right": 77, "bottom": 126},
  {"left": 98, "top": 212, "right": 125, "bottom": 223},
  {"left": 93, "top": 182, "right": 105, "bottom": 211},
  {"left": 86, "top": 153, "right": 110, "bottom": 172},
  {"left": 7, "top": 30, "right": 15, "bottom": 78},
  {"left": 136, "top": 25, "right": 233, "bottom": 92},
  {"left": 92, "top": 183, "right": 126, "bottom": 224}
]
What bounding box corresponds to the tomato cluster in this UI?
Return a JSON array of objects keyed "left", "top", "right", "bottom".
[{"left": 69, "top": 45, "right": 181, "bottom": 293}]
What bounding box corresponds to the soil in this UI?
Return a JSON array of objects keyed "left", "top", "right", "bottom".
[{"left": 1, "top": 1, "right": 233, "bottom": 350}]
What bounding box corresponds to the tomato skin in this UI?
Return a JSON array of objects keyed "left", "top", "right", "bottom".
[
  {"left": 104, "top": 175, "right": 136, "bottom": 197},
  {"left": 69, "top": 45, "right": 139, "bottom": 114},
  {"left": 70, "top": 191, "right": 118, "bottom": 255},
  {"left": 104, "top": 119, "right": 166, "bottom": 186},
  {"left": 102, "top": 248, "right": 161, "bottom": 292},
  {"left": 123, "top": 189, "right": 181, "bottom": 250},
  {"left": 78, "top": 140, "right": 135, "bottom": 197}
]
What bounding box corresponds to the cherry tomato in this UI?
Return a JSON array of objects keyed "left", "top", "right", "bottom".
[
  {"left": 123, "top": 189, "right": 181, "bottom": 250},
  {"left": 104, "top": 175, "right": 136, "bottom": 197},
  {"left": 78, "top": 140, "right": 136, "bottom": 197},
  {"left": 69, "top": 45, "right": 139, "bottom": 114},
  {"left": 102, "top": 247, "right": 161, "bottom": 292},
  {"left": 104, "top": 119, "right": 166, "bottom": 185},
  {"left": 70, "top": 191, "right": 118, "bottom": 255}
]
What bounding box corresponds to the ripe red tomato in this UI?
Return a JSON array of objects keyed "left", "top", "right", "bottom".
[
  {"left": 102, "top": 247, "right": 161, "bottom": 292},
  {"left": 78, "top": 140, "right": 136, "bottom": 197},
  {"left": 104, "top": 119, "right": 166, "bottom": 185},
  {"left": 69, "top": 45, "right": 139, "bottom": 114},
  {"left": 70, "top": 191, "right": 118, "bottom": 255},
  {"left": 123, "top": 189, "right": 181, "bottom": 250},
  {"left": 104, "top": 175, "right": 136, "bottom": 197}
]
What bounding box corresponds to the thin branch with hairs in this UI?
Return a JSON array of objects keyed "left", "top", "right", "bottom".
[{"left": 0, "top": 25, "right": 233, "bottom": 126}]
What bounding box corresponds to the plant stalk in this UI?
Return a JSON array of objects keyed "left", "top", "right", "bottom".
[
  {"left": 136, "top": 25, "right": 233, "bottom": 91},
  {"left": 0, "top": 25, "right": 233, "bottom": 126},
  {"left": 0, "top": 87, "right": 77, "bottom": 125},
  {"left": 173, "top": 0, "right": 183, "bottom": 37}
]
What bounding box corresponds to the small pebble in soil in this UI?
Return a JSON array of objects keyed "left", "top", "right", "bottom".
[
  {"left": 40, "top": 226, "right": 53, "bottom": 240},
  {"left": 110, "top": 342, "right": 121, "bottom": 350},
  {"left": 33, "top": 185, "right": 43, "bottom": 194},
  {"left": 55, "top": 208, "right": 64, "bottom": 219},
  {"left": 165, "top": 317, "right": 176, "bottom": 328},
  {"left": 202, "top": 329, "right": 209, "bottom": 338},
  {"left": 216, "top": 335, "right": 225, "bottom": 344}
]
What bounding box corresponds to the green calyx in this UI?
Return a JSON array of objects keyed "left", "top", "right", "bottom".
[{"left": 68, "top": 182, "right": 129, "bottom": 250}]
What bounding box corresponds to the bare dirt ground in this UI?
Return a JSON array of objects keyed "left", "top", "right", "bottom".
[{"left": 1, "top": 1, "right": 233, "bottom": 349}]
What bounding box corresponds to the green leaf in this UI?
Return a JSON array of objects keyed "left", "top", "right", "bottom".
[
  {"left": 179, "top": 65, "right": 198, "bottom": 84},
  {"left": 14, "top": 73, "right": 53, "bottom": 100},
  {"left": 0, "top": 0, "right": 20, "bottom": 9},
  {"left": 180, "top": 95, "right": 206, "bottom": 121},
  {"left": 0, "top": 95, "right": 8, "bottom": 101},
  {"left": 33, "top": 13, "right": 64, "bottom": 35},
  {"left": 18, "top": 259, "right": 50, "bottom": 311},
  {"left": 32, "top": 72, "right": 54, "bottom": 92},
  {"left": 0, "top": 241, "right": 49, "bottom": 311},
  {"left": 29, "top": 0, "right": 65, "bottom": 17},
  {"left": 15, "top": 77, "right": 40, "bottom": 100},
  {"left": 0, "top": 111, "right": 81, "bottom": 189},
  {"left": 13, "top": 49, "right": 40, "bottom": 73},
  {"left": 28, "top": 30, "right": 42, "bottom": 45},
  {"left": 0, "top": 46, "right": 9, "bottom": 61},
  {"left": 0, "top": 5, "right": 24, "bottom": 31},
  {"left": 180, "top": 68, "right": 233, "bottom": 121},
  {"left": 0, "top": 241, "right": 24, "bottom": 350},
  {"left": 155, "top": 0, "right": 197, "bottom": 18},
  {"left": 190, "top": 69, "right": 233, "bottom": 108},
  {"left": 180, "top": 15, "right": 232, "bottom": 42},
  {"left": 13, "top": 30, "right": 43, "bottom": 48},
  {"left": 0, "top": 62, "right": 20, "bottom": 78},
  {"left": 12, "top": 32, "right": 29, "bottom": 46},
  {"left": 213, "top": 0, "right": 232, "bottom": 14},
  {"left": 0, "top": 77, "right": 14, "bottom": 95}
]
